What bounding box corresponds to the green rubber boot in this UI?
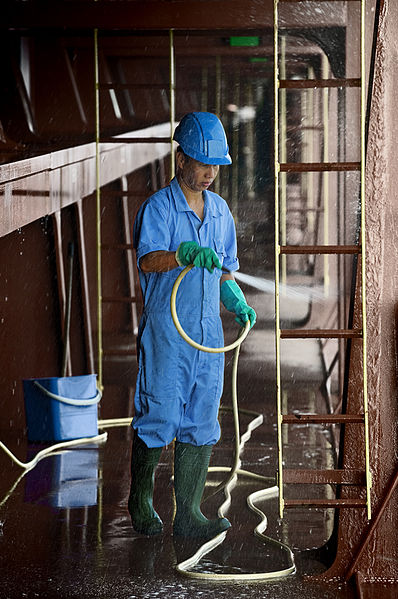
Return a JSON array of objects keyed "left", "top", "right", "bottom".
[
  {"left": 128, "top": 434, "right": 163, "bottom": 536},
  {"left": 173, "top": 442, "right": 231, "bottom": 538}
]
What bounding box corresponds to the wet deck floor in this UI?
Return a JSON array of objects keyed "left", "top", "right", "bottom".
[{"left": 0, "top": 288, "right": 359, "bottom": 598}]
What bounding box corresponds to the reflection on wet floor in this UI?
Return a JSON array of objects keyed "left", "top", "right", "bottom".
[
  {"left": 0, "top": 288, "right": 357, "bottom": 598},
  {"left": 0, "top": 429, "right": 355, "bottom": 598},
  {"left": 24, "top": 448, "right": 100, "bottom": 509}
]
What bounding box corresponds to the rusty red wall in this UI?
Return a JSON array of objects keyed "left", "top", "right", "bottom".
[
  {"left": 0, "top": 219, "right": 62, "bottom": 432},
  {"left": 323, "top": 0, "right": 398, "bottom": 583}
]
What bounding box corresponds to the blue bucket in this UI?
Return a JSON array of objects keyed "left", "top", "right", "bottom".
[{"left": 23, "top": 375, "right": 101, "bottom": 442}]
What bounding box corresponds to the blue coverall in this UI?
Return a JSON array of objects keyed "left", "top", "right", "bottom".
[{"left": 132, "top": 177, "right": 239, "bottom": 448}]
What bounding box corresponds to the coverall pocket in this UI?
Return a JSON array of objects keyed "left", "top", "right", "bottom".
[
  {"left": 214, "top": 240, "right": 226, "bottom": 266},
  {"left": 137, "top": 313, "right": 182, "bottom": 399}
]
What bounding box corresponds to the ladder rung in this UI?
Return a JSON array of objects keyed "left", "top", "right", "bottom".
[
  {"left": 280, "top": 244, "right": 361, "bottom": 255},
  {"left": 280, "top": 0, "right": 361, "bottom": 2},
  {"left": 279, "top": 78, "right": 361, "bottom": 89},
  {"left": 283, "top": 469, "right": 366, "bottom": 485},
  {"left": 284, "top": 498, "right": 367, "bottom": 509},
  {"left": 286, "top": 207, "right": 324, "bottom": 213},
  {"left": 102, "top": 296, "right": 137, "bottom": 303},
  {"left": 280, "top": 329, "right": 362, "bottom": 339},
  {"left": 100, "top": 137, "right": 170, "bottom": 144},
  {"left": 287, "top": 125, "right": 323, "bottom": 132},
  {"left": 102, "top": 244, "right": 134, "bottom": 250},
  {"left": 99, "top": 83, "right": 169, "bottom": 90},
  {"left": 103, "top": 348, "right": 136, "bottom": 356},
  {"left": 279, "top": 162, "right": 361, "bottom": 173},
  {"left": 282, "top": 414, "right": 365, "bottom": 424}
]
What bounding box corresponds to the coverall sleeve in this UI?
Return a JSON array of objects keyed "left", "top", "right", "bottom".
[
  {"left": 222, "top": 208, "right": 240, "bottom": 273},
  {"left": 133, "top": 198, "right": 171, "bottom": 268}
]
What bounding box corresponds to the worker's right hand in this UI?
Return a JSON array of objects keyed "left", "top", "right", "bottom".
[{"left": 176, "top": 241, "right": 222, "bottom": 273}]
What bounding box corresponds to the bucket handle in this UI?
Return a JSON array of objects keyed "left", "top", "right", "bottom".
[{"left": 33, "top": 381, "right": 102, "bottom": 406}]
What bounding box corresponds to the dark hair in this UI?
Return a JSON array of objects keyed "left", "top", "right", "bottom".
[{"left": 176, "top": 146, "right": 191, "bottom": 163}]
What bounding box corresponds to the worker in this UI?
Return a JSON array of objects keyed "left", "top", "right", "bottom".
[{"left": 128, "top": 111, "right": 256, "bottom": 539}]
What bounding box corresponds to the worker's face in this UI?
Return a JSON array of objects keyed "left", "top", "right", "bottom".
[{"left": 177, "top": 152, "right": 219, "bottom": 193}]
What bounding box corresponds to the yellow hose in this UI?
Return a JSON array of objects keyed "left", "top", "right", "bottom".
[
  {"left": 170, "top": 264, "right": 251, "bottom": 352},
  {"left": 0, "top": 433, "right": 108, "bottom": 509},
  {"left": 170, "top": 266, "right": 296, "bottom": 581}
]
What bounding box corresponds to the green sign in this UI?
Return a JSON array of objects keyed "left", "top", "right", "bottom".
[{"left": 229, "top": 36, "right": 260, "bottom": 47}]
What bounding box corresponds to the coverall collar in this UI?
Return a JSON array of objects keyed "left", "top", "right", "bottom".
[{"left": 170, "top": 177, "right": 223, "bottom": 222}]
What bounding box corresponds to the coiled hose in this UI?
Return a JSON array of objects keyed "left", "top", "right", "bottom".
[{"left": 171, "top": 265, "right": 296, "bottom": 581}]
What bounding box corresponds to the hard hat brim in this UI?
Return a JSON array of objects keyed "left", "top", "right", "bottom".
[{"left": 175, "top": 143, "right": 232, "bottom": 166}]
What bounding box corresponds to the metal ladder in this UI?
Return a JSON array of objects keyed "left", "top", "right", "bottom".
[
  {"left": 94, "top": 29, "right": 176, "bottom": 389},
  {"left": 273, "top": 0, "right": 371, "bottom": 519}
]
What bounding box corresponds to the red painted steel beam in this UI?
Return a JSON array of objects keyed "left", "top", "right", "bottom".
[
  {"left": 1, "top": 0, "right": 348, "bottom": 30},
  {"left": 280, "top": 329, "right": 363, "bottom": 339},
  {"left": 283, "top": 469, "right": 366, "bottom": 485},
  {"left": 3, "top": 0, "right": 272, "bottom": 29},
  {"left": 60, "top": 37, "right": 323, "bottom": 58},
  {"left": 282, "top": 414, "right": 365, "bottom": 424},
  {"left": 279, "top": 78, "right": 361, "bottom": 89},
  {"left": 284, "top": 499, "right": 367, "bottom": 508},
  {"left": 280, "top": 162, "right": 361, "bottom": 172},
  {"left": 280, "top": 244, "right": 361, "bottom": 254}
]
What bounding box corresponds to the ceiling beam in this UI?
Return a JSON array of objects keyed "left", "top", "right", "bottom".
[
  {"left": 2, "top": 0, "right": 347, "bottom": 31},
  {"left": 76, "top": 44, "right": 323, "bottom": 59}
]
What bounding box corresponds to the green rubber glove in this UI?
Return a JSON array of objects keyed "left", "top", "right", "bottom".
[
  {"left": 220, "top": 279, "right": 257, "bottom": 329},
  {"left": 176, "top": 241, "right": 222, "bottom": 273}
]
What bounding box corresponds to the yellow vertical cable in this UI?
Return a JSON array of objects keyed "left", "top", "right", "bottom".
[
  {"left": 322, "top": 54, "right": 330, "bottom": 297},
  {"left": 94, "top": 4, "right": 103, "bottom": 558},
  {"left": 169, "top": 29, "right": 176, "bottom": 179},
  {"left": 360, "top": 0, "right": 371, "bottom": 520},
  {"left": 94, "top": 28, "right": 103, "bottom": 391},
  {"left": 274, "top": 0, "right": 284, "bottom": 519}
]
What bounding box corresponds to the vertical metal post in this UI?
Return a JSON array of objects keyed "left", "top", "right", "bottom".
[
  {"left": 245, "top": 82, "right": 255, "bottom": 200},
  {"left": 231, "top": 69, "right": 240, "bottom": 219},
  {"left": 169, "top": 29, "right": 176, "bottom": 179},
  {"left": 94, "top": 28, "right": 103, "bottom": 391},
  {"left": 280, "top": 35, "right": 287, "bottom": 287},
  {"left": 274, "top": 0, "right": 284, "bottom": 519},
  {"left": 215, "top": 55, "right": 221, "bottom": 118},
  {"left": 215, "top": 56, "right": 222, "bottom": 196},
  {"left": 282, "top": 389, "right": 288, "bottom": 446},
  {"left": 97, "top": 466, "right": 103, "bottom": 550},
  {"left": 360, "top": 0, "right": 371, "bottom": 520},
  {"left": 52, "top": 212, "right": 72, "bottom": 376},
  {"left": 307, "top": 67, "right": 315, "bottom": 242},
  {"left": 201, "top": 66, "right": 208, "bottom": 112}
]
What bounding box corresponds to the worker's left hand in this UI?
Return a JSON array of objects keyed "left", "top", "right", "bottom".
[{"left": 220, "top": 279, "right": 257, "bottom": 329}]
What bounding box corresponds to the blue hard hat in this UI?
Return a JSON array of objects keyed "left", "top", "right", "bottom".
[{"left": 173, "top": 112, "right": 232, "bottom": 165}]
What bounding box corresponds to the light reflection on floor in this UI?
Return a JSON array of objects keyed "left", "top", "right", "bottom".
[{"left": 0, "top": 286, "right": 357, "bottom": 597}]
